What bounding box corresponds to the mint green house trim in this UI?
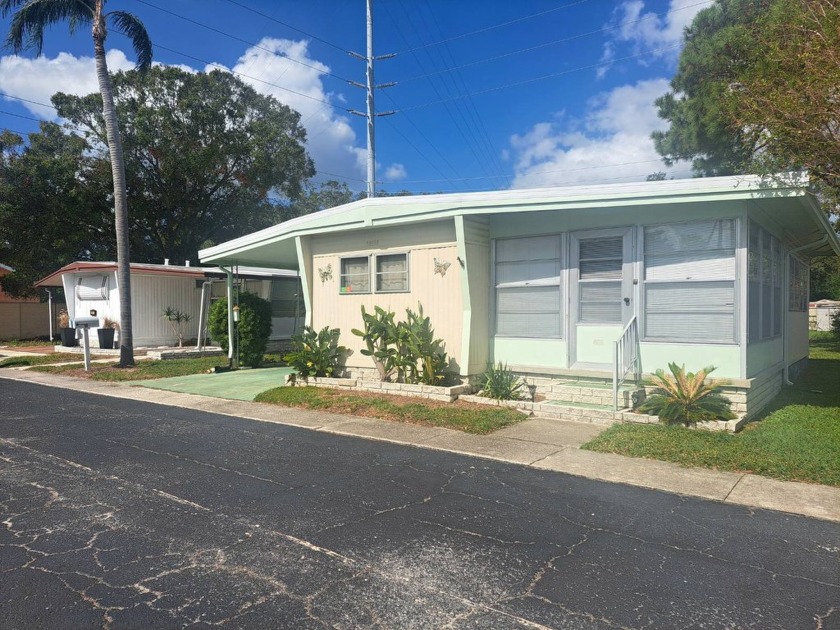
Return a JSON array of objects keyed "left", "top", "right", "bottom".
[{"left": 200, "top": 175, "right": 839, "bottom": 394}]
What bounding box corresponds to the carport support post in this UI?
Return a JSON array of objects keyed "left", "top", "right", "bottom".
[{"left": 221, "top": 266, "right": 237, "bottom": 369}]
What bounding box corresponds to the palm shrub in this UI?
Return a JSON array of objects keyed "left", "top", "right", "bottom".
[
  {"left": 208, "top": 292, "right": 272, "bottom": 368},
  {"left": 480, "top": 362, "right": 525, "bottom": 400},
  {"left": 352, "top": 303, "right": 451, "bottom": 384},
  {"left": 284, "top": 326, "right": 347, "bottom": 378},
  {"left": 637, "top": 363, "right": 736, "bottom": 426},
  {"left": 403, "top": 304, "right": 450, "bottom": 385}
]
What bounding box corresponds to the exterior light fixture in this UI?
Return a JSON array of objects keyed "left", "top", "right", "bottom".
[{"left": 233, "top": 305, "right": 240, "bottom": 323}]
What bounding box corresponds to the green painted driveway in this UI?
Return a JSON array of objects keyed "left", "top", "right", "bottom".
[{"left": 130, "top": 367, "right": 294, "bottom": 401}]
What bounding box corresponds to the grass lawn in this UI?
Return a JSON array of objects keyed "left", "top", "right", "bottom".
[
  {"left": 0, "top": 353, "right": 84, "bottom": 368},
  {"left": 582, "top": 331, "right": 840, "bottom": 487},
  {"left": 0, "top": 337, "right": 53, "bottom": 347},
  {"left": 255, "top": 386, "right": 525, "bottom": 435},
  {"left": 34, "top": 356, "right": 229, "bottom": 381}
]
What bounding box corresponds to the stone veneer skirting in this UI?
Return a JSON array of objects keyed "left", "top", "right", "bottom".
[{"left": 287, "top": 375, "right": 472, "bottom": 403}]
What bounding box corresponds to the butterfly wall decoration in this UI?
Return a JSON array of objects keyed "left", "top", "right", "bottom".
[
  {"left": 433, "top": 258, "right": 451, "bottom": 277},
  {"left": 318, "top": 263, "right": 332, "bottom": 283}
]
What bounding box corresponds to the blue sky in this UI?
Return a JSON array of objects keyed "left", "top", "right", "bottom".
[{"left": 0, "top": 0, "right": 707, "bottom": 195}]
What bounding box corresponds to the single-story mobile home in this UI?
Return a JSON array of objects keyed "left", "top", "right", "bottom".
[
  {"left": 35, "top": 262, "right": 304, "bottom": 348},
  {"left": 199, "top": 175, "right": 840, "bottom": 418}
]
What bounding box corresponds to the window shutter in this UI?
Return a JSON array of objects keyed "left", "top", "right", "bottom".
[{"left": 75, "top": 276, "right": 109, "bottom": 301}]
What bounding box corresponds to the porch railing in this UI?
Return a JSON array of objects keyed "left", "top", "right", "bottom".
[{"left": 613, "top": 316, "right": 640, "bottom": 411}]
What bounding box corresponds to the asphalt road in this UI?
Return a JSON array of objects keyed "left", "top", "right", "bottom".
[{"left": 1, "top": 379, "right": 838, "bottom": 629}]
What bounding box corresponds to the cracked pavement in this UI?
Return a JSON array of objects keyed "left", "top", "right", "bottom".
[{"left": 1, "top": 379, "right": 839, "bottom": 629}]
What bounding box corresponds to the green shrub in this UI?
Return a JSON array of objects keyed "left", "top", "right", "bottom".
[
  {"left": 352, "top": 303, "right": 451, "bottom": 385},
  {"left": 637, "top": 363, "right": 736, "bottom": 426},
  {"left": 831, "top": 310, "right": 840, "bottom": 340},
  {"left": 284, "top": 326, "right": 347, "bottom": 378},
  {"left": 162, "top": 307, "right": 191, "bottom": 347},
  {"left": 208, "top": 292, "right": 272, "bottom": 368},
  {"left": 480, "top": 362, "right": 525, "bottom": 400}
]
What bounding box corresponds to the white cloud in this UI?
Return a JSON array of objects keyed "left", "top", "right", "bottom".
[
  {"left": 597, "top": 0, "right": 709, "bottom": 76},
  {"left": 383, "top": 163, "right": 407, "bottom": 182},
  {"left": 0, "top": 39, "right": 372, "bottom": 187},
  {"left": 509, "top": 78, "right": 691, "bottom": 188},
  {"left": 213, "top": 37, "right": 368, "bottom": 185},
  {"left": 0, "top": 50, "right": 135, "bottom": 118}
]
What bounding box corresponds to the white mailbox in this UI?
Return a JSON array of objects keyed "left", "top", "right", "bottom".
[
  {"left": 71, "top": 316, "right": 100, "bottom": 371},
  {"left": 72, "top": 316, "right": 99, "bottom": 328}
]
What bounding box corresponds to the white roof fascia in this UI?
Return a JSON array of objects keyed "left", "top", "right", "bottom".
[{"left": 199, "top": 174, "right": 811, "bottom": 263}]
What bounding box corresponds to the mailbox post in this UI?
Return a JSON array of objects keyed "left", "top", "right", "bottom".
[{"left": 72, "top": 315, "right": 99, "bottom": 371}]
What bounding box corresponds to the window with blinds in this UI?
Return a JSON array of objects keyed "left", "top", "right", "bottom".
[
  {"left": 495, "top": 235, "right": 563, "bottom": 338},
  {"left": 789, "top": 256, "right": 808, "bottom": 312},
  {"left": 644, "top": 219, "right": 736, "bottom": 342},
  {"left": 270, "top": 278, "right": 303, "bottom": 318},
  {"left": 75, "top": 275, "right": 109, "bottom": 301},
  {"left": 748, "top": 222, "right": 784, "bottom": 343},
  {"left": 577, "top": 236, "right": 623, "bottom": 324}
]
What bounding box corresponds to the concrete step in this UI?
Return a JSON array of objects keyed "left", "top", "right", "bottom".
[
  {"left": 540, "top": 382, "right": 645, "bottom": 408},
  {"left": 532, "top": 400, "right": 626, "bottom": 425}
]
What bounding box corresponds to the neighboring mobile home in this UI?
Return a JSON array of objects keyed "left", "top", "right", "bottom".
[
  {"left": 199, "top": 175, "right": 840, "bottom": 418},
  {"left": 35, "top": 262, "right": 304, "bottom": 348}
]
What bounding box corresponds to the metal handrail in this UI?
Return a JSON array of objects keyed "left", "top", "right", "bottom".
[{"left": 613, "top": 316, "right": 640, "bottom": 410}]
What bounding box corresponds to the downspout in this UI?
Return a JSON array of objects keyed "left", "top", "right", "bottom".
[
  {"left": 219, "top": 266, "right": 236, "bottom": 368},
  {"left": 45, "top": 289, "right": 53, "bottom": 342},
  {"left": 783, "top": 235, "right": 829, "bottom": 385}
]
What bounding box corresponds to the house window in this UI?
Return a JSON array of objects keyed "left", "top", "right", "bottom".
[
  {"left": 494, "top": 235, "right": 563, "bottom": 338},
  {"left": 748, "top": 222, "right": 783, "bottom": 342},
  {"left": 340, "top": 256, "right": 370, "bottom": 294},
  {"left": 789, "top": 256, "right": 808, "bottom": 312},
  {"left": 644, "top": 219, "right": 736, "bottom": 342},
  {"left": 375, "top": 253, "right": 409, "bottom": 292},
  {"left": 270, "top": 278, "right": 303, "bottom": 318}
]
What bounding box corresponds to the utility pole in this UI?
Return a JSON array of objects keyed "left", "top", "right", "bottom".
[{"left": 348, "top": 0, "right": 395, "bottom": 198}]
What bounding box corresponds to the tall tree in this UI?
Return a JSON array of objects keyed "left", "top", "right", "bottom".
[
  {"left": 1, "top": 0, "right": 153, "bottom": 366},
  {"left": 651, "top": 0, "right": 773, "bottom": 177},
  {"left": 53, "top": 66, "right": 315, "bottom": 261},
  {"left": 0, "top": 125, "right": 112, "bottom": 298},
  {"left": 725, "top": 0, "right": 840, "bottom": 204}
]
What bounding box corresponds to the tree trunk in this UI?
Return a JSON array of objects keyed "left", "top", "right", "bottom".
[{"left": 93, "top": 6, "right": 134, "bottom": 367}]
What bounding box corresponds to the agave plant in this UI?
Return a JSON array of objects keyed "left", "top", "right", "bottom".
[{"left": 637, "top": 363, "right": 735, "bottom": 426}]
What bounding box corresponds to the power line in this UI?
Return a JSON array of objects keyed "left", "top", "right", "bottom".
[
  {"left": 400, "top": 0, "right": 714, "bottom": 84},
  {"left": 395, "top": 0, "right": 595, "bottom": 55},
  {"left": 218, "top": 0, "right": 350, "bottom": 53},
  {"left": 133, "top": 0, "right": 353, "bottom": 84},
  {"left": 399, "top": 42, "right": 683, "bottom": 113},
  {"left": 0, "top": 109, "right": 42, "bottom": 122}
]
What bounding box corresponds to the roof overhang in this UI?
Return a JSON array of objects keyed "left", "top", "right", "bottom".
[
  {"left": 199, "top": 174, "right": 840, "bottom": 267},
  {"left": 34, "top": 262, "right": 300, "bottom": 288}
]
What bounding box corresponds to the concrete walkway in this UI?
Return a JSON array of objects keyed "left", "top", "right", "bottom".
[
  {"left": 129, "top": 366, "right": 294, "bottom": 401},
  {"left": 2, "top": 367, "right": 838, "bottom": 523}
]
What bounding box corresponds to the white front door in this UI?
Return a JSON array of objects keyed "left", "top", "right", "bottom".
[{"left": 569, "top": 228, "right": 635, "bottom": 369}]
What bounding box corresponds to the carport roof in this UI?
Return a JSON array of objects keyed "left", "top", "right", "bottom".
[
  {"left": 198, "top": 174, "right": 840, "bottom": 269},
  {"left": 34, "top": 261, "right": 299, "bottom": 288}
]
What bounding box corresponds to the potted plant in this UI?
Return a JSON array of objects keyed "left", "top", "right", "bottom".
[
  {"left": 57, "top": 309, "right": 77, "bottom": 347},
  {"left": 97, "top": 317, "right": 119, "bottom": 349}
]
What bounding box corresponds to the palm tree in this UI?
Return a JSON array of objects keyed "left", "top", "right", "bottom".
[{"left": 1, "top": 0, "right": 152, "bottom": 367}]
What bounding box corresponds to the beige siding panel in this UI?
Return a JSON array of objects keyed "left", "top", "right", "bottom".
[
  {"left": 312, "top": 245, "right": 463, "bottom": 371},
  {"left": 310, "top": 220, "right": 456, "bottom": 257},
  {"left": 787, "top": 311, "right": 809, "bottom": 365}
]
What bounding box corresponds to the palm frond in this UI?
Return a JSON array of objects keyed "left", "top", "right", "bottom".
[
  {"left": 3, "top": 0, "right": 92, "bottom": 54},
  {"left": 637, "top": 363, "right": 734, "bottom": 425},
  {"left": 108, "top": 10, "right": 152, "bottom": 70}
]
